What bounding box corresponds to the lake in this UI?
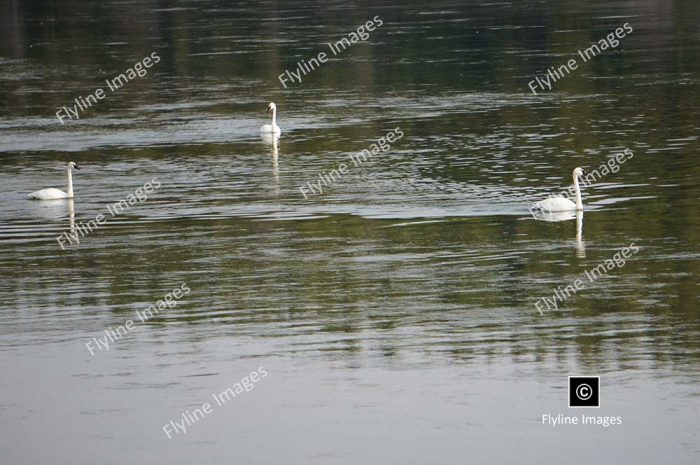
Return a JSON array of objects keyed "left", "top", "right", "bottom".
[{"left": 1, "top": 0, "right": 699, "bottom": 464}]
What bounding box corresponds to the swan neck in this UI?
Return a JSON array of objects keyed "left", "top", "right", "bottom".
[
  {"left": 271, "top": 107, "right": 277, "bottom": 127},
  {"left": 573, "top": 174, "right": 582, "bottom": 210},
  {"left": 67, "top": 168, "right": 74, "bottom": 197}
]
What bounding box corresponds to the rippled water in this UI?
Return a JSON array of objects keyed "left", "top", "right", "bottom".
[{"left": 1, "top": 1, "right": 699, "bottom": 464}]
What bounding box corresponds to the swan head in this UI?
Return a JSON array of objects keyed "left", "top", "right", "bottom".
[
  {"left": 573, "top": 167, "right": 586, "bottom": 179},
  {"left": 67, "top": 161, "right": 80, "bottom": 170},
  {"left": 266, "top": 102, "right": 276, "bottom": 114}
]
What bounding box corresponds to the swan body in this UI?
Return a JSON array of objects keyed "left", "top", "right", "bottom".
[
  {"left": 29, "top": 188, "right": 70, "bottom": 200},
  {"left": 260, "top": 102, "right": 281, "bottom": 134},
  {"left": 531, "top": 167, "right": 587, "bottom": 213},
  {"left": 532, "top": 210, "right": 577, "bottom": 222},
  {"left": 533, "top": 196, "right": 577, "bottom": 212},
  {"left": 28, "top": 161, "right": 80, "bottom": 200}
]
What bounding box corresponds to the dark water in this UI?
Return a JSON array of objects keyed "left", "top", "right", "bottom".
[{"left": 1, "top": 1, "right": 699, "bottom": 464}]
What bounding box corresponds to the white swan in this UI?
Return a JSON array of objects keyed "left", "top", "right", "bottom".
[
  {"left": 531, "top": 167, "right": 587, "bottom": 213},
  {"left": 260, "top": 102, "right": 281, "bottom": 134},
  {"left": 28, "top": 161, "right": 80, "bottom": 200}
]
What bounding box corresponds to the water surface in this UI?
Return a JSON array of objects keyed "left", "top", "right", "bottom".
[{"left": 1, "top": 1, "right": 699, "bottom": 464}]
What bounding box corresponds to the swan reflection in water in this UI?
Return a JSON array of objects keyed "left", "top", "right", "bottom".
[
  {"left": 532, "top": 209, "right": 585, "bottom": 258},
  {"left": 57, "top": 198, "right": 79, "bottom": 248},
  {"left": 27, "top": 197, "right": 79, "bottom": 248},
  {"left": 261, "top": 132, "right": 280, "bottom": 193},
  {"left": 67, "top": 198, "right": 78, "bottom": 246}
]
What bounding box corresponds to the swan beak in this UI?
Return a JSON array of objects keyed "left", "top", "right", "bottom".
[
  {"left": 266, "top": 107, "right": 271, "bottom": 114},
  {"left": 74, "top": 164, "right": 80, "bottom": 170}
]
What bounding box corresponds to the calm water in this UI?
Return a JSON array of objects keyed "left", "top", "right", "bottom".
[{"left": 1, "top": 0, "right": 699, "bottom": 463}]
